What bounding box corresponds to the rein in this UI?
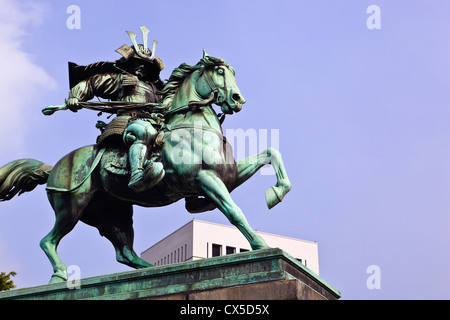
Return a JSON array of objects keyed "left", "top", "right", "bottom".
[
  {"left": 163, "top": 123, "right": 224, "bottom": 141},
  {"left": 162, "top": 90, "right": 216, "bottom": 118}
]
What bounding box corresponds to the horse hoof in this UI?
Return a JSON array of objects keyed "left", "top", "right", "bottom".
[
  {"left": 265, "top": 186, "right": 282, "bottom": 209},
  {"left": 185, "top": 197, "right": 216, "bottom": 213},
  {"left": 49, "top": 274, "right": 67, "bottom": 284},
  {"left": 251, "top": 234, "right": 270, "bottom": 250}
]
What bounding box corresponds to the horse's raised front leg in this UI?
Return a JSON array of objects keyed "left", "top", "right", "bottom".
[
  {"left": 196, "top": 170, "right": 269, "bottom": 250},
  {"left": 235, "top": 147, "right": 291, "bottom": 209}
]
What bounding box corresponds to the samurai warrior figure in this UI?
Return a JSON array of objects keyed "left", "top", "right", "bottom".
[{"left": 65, "top": 26, "right": 165, "bottom": 192}]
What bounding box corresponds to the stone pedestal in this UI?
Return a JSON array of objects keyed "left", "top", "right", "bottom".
[{"left": 0, "top": 248, "right": 340, "bottom": 300}]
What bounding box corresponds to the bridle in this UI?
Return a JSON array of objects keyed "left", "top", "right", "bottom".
[
  {"left": 163, "top": 65, "right": 229, "bottom": 123},
  {"left": 198, "top": 66, "right": 229, "bottom": 124},
  {"left": 201, "top": 66, "right": 228, "bottom": 105}
]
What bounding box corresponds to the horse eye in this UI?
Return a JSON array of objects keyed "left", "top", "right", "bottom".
[{"left": 217, "top": 68, "right": 224, "bottom": 75}]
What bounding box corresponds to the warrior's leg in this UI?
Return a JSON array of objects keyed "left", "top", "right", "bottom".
[
  {"left": 123, "top": 120, "right": 164, "bottom": 192},
  {"left": 128, "top": 140, "right": 149, "bottom": 188}
]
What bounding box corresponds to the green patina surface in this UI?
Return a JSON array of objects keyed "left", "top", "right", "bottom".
[{"left": 0, "top": 248, "right": 340, "bottom": 300}]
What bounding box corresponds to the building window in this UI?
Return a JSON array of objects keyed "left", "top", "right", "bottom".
[
  {"left": 296, "top": 258, "right": 307, "bottom": 267},
  {"left": 226, "top": 246, "right": 236, "bottom": 255},
  {"left": 212, "top": 244, "right": 222, "bottom": 257},
  {"left": 240, "top": 248, "right": 249, "bottom": 253}
]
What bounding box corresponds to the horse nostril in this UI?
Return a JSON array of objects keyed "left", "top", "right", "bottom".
[{"left": 232, "top": 93, "right": 241, "bottom": 102}]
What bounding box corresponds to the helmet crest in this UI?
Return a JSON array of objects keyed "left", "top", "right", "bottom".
[{"left": 116, "top": 25, "right": 158, "bottom": 62}]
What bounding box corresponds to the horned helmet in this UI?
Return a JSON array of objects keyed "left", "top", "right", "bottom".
[{"left": 115, "top": 26, "right": 165, "bottom": 71}]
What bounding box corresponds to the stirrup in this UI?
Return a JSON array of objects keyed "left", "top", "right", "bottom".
[
  {"left": 128, "top": 169, "right": 145, "bottom": 192},
  {"left": 142, "top": 162, "right": 165, "bottom": 189},
  {"left": 128, "top": 163, "right": 165, "bottom": 192}
]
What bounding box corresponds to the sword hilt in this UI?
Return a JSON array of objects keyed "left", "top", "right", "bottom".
[{"left": 42, "top": 105, "right": 68, "bottom": 116}]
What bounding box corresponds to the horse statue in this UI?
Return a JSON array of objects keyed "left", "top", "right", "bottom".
[{"left": 0, "top": 51, "right": 291, "bottom": 283}]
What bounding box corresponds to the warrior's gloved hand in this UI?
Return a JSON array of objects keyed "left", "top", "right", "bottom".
[{"left": 65, "top": 98, "right": 82, "bottom": 112}]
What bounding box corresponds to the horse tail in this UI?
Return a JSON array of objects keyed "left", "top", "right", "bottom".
[{"left": 0, "top": 159, "right": 53, "bottom": 201}]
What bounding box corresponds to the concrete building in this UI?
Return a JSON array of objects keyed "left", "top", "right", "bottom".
[{"left": 140, "top": 219, "right": 320, "bottom": 275}]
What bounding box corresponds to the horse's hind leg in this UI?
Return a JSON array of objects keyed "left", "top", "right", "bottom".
[
  {"left": 234, "top": 147, "right": 291, "bottom": 209},
  {"left": 82, "top": 194, "right": 153, "bottom": 269},
  {"left": 196, "top": 170, "right": 269, "bottom": 250},
  {"left": 40, "top": 193, "right": 83, "bottom": 283}
]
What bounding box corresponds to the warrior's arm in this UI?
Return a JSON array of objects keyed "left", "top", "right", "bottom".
[{"left": 66, "top": 73, "right": 122, "bottom": 111}]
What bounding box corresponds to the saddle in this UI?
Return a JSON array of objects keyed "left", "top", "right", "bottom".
[
  {"left": 104, "top": 147, "right": 130, "bottom": 175},
  {"left": 99, "top": 119, "right": 165, "bottom": 176}
]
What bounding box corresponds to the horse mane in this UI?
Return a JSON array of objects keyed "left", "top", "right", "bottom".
[{"left": 156, "top": 54, "right": 234, "bottom": 112}]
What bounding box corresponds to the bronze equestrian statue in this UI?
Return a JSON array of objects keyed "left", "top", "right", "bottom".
[{"left": 0, "top": 27, "right": 291, "bottom": 284}]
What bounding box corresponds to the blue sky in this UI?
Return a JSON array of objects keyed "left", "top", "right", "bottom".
[{"left": 1, "top": 0, "right": 450, "bottom": 299}]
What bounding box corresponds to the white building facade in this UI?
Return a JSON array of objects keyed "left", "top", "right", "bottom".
[{"left": 140, "top": 219, "right": 320, "bottom": 275}]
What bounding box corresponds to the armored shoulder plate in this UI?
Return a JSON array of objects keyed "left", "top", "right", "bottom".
[{"left": 68, "top": 61, "right": 119, "bottom": 89}]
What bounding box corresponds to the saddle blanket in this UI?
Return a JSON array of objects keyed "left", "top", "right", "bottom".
[{"left": 104, "top": 148, "right": 131, "bottom": 176}]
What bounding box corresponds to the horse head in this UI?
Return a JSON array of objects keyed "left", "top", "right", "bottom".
[{"left": 195, "top": 50, "right": 246, "bottom": 114}]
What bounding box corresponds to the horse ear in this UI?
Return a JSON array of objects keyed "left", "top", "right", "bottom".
[{"left": 202, "top": 49, "right": 209, "bottom": 59}]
